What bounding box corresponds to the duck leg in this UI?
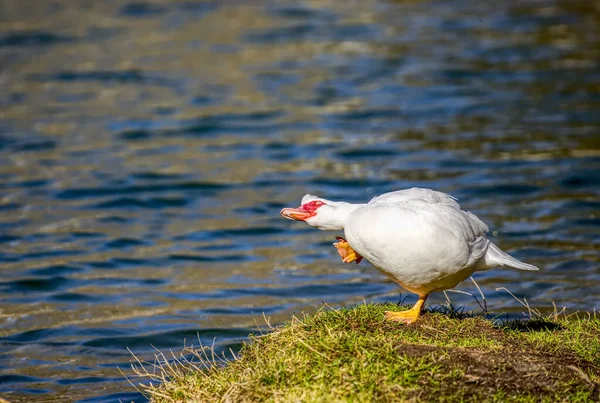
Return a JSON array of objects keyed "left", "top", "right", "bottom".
[
  {"left": 385, "top": 295, "right": 428, "bottom": 324},
  {"left": 333, "top": 237, "right": 363, "bottom": 264}
]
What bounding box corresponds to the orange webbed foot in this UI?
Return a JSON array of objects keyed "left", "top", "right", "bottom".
[
  {"left": 384, "top": 296, "right": 428, "bottom": 325},
  {"left": 333, "top": 237, "right": 363, "bottom": 264},
  {"left": 384, "top": 309, "right": 421, "bottom": 324}
]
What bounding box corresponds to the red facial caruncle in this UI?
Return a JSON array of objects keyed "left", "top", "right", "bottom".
[{"left": 280, "top": 200, "right": 325, "bottom": 221}]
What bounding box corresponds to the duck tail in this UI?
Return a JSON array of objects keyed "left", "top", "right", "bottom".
[{"left": 485, "top": 242, "right": 539, "bottom": 271}]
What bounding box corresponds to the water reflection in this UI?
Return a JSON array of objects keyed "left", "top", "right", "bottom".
[{"left": 0, "top": 0, "right": 598, "bottom": 401}]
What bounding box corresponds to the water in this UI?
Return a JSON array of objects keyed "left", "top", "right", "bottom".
[{"left": 0, "top": 0, "right": 598, "bottom": 401}]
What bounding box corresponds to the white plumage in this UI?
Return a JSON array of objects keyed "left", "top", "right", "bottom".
[{"left": 281, "top": 187, "right": 539, "bottom": 323}]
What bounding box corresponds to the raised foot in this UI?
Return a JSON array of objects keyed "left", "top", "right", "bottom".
[
  {"left": 384, "top": 309, "right": 421, "bottom": 325},
  {"left": 333, "top": 237, "right": 363, "bottom": 264}
]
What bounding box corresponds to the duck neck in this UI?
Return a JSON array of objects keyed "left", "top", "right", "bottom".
[{"left": 322, "top": 202, "right": 365, "bottom": 230}]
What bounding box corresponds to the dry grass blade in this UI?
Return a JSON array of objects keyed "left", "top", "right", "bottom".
[
  {"left": 321, "top": 301, "right": 344, "bottom": 317},
  {"left": 470, "top": 276, "right": 487, "bottom": 312},
  {"left": 495, "top": 287, "right": 542, "bottom": 319},
  {"left": 442, "top": 277, "right": 488, "bottom": 316},
  {"left": 295, "top": 337, "right": 329, "bottom": 359}
]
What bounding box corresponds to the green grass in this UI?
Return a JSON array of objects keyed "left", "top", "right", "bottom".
[{"left": 131, "top": 303, "right": 600, "bottom": 402}]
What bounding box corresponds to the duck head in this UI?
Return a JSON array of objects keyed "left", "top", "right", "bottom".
[{"left": 280, "top": 194, "right": 361, "bottom": 231}]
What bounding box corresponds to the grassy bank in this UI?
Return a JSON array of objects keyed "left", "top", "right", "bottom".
[{"left": 134, "top": 303, "right": 599, "bottom": 402}]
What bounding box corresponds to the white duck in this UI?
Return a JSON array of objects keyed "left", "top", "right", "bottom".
[{"left": 281, "top": 187, "right": 539, "bottom": 324}]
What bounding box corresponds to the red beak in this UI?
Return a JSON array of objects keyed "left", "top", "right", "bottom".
[{"left": 280, "top": 207, "right": 312, "bottom": 221}]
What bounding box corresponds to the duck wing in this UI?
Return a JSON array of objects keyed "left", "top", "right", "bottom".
[
  {"left": 368, "top": 187, "right": 461, "bottom": 209},
  {"left": 344, "top": 200, "right": 493, "bottom": 292},
  {"left": 370, "top": 188, "right": 490, "bottom": 235}
]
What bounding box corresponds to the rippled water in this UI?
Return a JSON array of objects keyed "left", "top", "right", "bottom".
[{"left": 0, "top": 0, "right": 598, "bottom": 401}]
